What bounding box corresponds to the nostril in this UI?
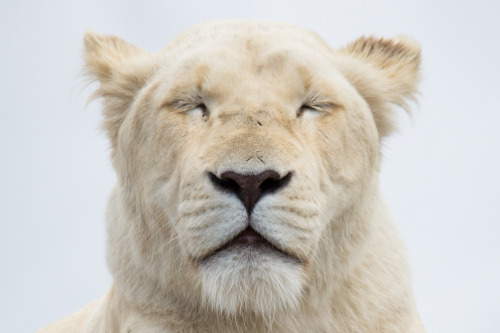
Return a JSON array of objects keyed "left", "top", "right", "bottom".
[
  {"left": 208, "top": 170, "right": 292, "bottom": 215},
  {"left": 259, "top": 172, "right": 292, "bottom": 195},
  {"left": 209, "top": 172, "right": 241, "bottom": 194}
]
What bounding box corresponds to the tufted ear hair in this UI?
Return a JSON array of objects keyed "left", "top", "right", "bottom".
[
  {"left": 84, "top": 31, "right": 156, "bottom": 148},
  {"left": 339, "top": 36, "right": 421, "bottom": 138}
]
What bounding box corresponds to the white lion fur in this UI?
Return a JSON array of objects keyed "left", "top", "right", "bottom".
[{"left": 39, "top": 20, "right": 425, "bottom": 332}]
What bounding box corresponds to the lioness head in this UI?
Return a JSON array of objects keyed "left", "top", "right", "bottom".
[{"left": 84, "top": 21, "right": 419, "bottom": 320}]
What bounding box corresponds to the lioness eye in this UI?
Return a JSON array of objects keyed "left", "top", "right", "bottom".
[
  {"left": 186, "top": 104, "right": 209, "bottom": 121},
  {"left": 297, "top": 105, "right": 322, "bottom": 119}
]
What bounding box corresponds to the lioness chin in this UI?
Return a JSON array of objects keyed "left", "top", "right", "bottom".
[{"left": 40, "top": 20, "right": 424, "bottom": 332}]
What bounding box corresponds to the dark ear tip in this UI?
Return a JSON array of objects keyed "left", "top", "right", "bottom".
[{"left": 345, "top": 35, "right": 420, "bottom": 66}]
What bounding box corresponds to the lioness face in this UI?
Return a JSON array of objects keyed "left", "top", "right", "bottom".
[
  {"left": 132, "top": 36, "right": 376, "bottom": 315},
  {"left": 85, "top": 21, "right": 419, "bottom": 318}
]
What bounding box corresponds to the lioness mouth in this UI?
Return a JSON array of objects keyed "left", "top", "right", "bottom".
[
  {"left": 223, "top": 227, "right": 269, "bottom": 248},
  {"left": 209, "top": 226, "right": 296, "bottom": 261}
]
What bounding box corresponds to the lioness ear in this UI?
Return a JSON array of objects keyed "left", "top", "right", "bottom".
[
  {"left": 84, "top": 31, "right": 155, "bottom": 147},
  {"left": 339, "top": 36, "right": 421, "bottom": 138}
]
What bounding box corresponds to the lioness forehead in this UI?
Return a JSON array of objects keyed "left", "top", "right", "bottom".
[
  {"left": 165, "top": 20, "right": 332, "bottom": 55},
  {"left": 156, "top": 22, "right": 344, "bottom": 117}
]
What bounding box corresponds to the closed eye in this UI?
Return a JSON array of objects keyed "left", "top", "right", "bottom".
[
  {"left": 186, "top": 104, "right": 209, "bottom": 120},
  {"left": 297, "top": 96, "right": 342, "bottom": 119},
  {"left": 297, "top": 105, "right": 324, "bottom": 119}
]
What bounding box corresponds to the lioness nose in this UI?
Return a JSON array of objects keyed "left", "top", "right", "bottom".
[{"left": 209, "top": 170, "right": 292, "bottom": 215}]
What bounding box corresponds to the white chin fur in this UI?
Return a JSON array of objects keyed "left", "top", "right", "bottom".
[{"left": 199, "top": 246, "right": 305, "bottom": 319}]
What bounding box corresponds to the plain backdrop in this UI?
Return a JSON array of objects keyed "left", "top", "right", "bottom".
[{"left": 1, "top": 1, "right": 499, "bottom": 332}]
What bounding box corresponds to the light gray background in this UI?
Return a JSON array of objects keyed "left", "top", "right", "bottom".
[{"left": 1, "top": 1, "right": 499, "bottom": 332}]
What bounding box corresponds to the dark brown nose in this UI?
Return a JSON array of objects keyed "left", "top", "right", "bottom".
[{"left": 209, "top": 170, "right": 292, "bottom": 215}]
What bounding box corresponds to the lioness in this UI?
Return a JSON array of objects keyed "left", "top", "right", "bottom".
[{"left": 40, "top": 20, "right": 424, "bottom": 332}]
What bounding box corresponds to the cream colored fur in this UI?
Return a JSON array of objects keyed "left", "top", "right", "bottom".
[{"left": 39, "top": 20, "right": 424, "bottom": 332}]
